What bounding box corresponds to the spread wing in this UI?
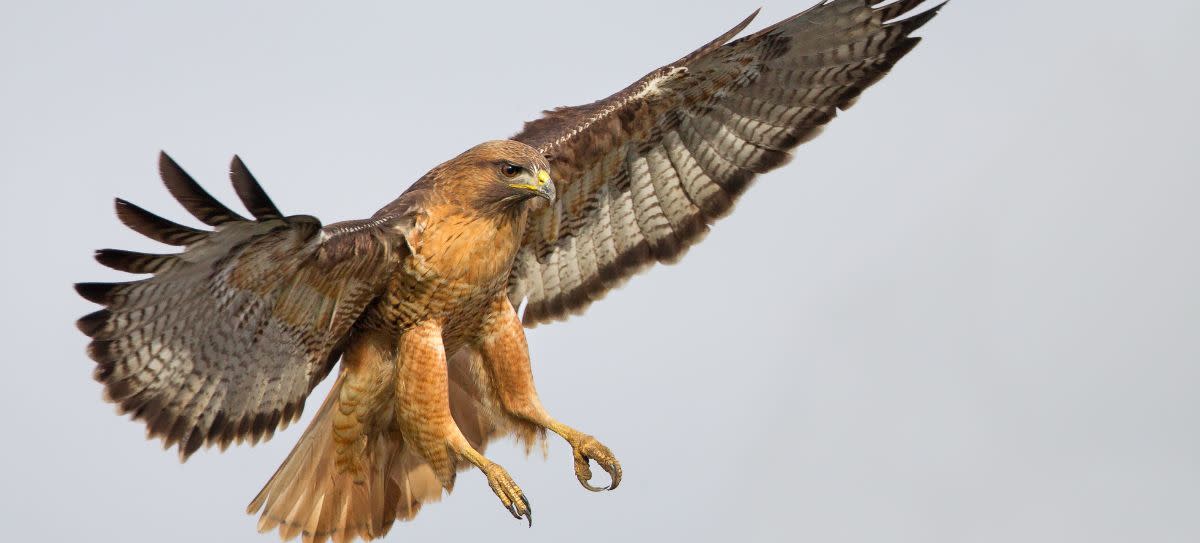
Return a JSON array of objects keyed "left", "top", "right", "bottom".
[
  {"left": 508, "top": 0, "right": 944, "bottom": 325},
  {"left": 75, "top": 153, "right": 414, "bottom": 459}
]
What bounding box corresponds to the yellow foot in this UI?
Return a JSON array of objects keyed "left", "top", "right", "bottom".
[
  {"left": 483, "top": 462, "right": 532, "bottom": 526},
  {"left": 570, "top": 435, "right": 622, "bottom": 492}
]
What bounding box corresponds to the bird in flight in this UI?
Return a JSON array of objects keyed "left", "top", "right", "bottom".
[{"left": 75, "top": 1, "right": 947, "bottom": 542}]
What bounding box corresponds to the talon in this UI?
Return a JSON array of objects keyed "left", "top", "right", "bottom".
[
  {"left": 483, "top": 463, "right": 531, "bottom": 523},
  {"left": 581, "top": 474, "right": 607, "bottom": 492},
  {"left": 571, "top": 435, "right": 622, "bottom": 492},
  {"left": 603, "top": 460, "right": 622, "bottom": 490},
  {"left": 575, "top": 454, "right": 600, "bottom": 492}
]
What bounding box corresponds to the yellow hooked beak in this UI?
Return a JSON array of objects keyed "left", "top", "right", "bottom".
[{"left": 509, "top": 169, "right": 556, "bottom": 204}]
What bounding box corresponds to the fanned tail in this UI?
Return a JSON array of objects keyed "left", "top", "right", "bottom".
[{"left": 247, "top": 373, "right": 446, "bottom": 543}]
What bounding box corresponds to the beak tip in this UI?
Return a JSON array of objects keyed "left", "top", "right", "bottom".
[{"left": 539, "top": 180, "right": 556, "bottom": 205}]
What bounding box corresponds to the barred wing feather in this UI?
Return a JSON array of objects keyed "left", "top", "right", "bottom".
[
  {"left": 76, "top": 153, "right": 412, "bottom": 459},
  {"left": 509, "top": 0, "right": 945, "bottom": 325}
]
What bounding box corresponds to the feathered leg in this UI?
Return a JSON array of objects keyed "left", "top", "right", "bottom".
[
  {"left": 395, "top": 320, "right": 532, "bottom": 524},
  {"left": 248, "top": 329, "right": 449, "bottom": 543},
  {"left": 475, "top": 296, "right": 622, "bottom": 492}
]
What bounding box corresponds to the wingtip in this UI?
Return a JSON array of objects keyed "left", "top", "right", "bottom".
[
  {"left": 931, "top": 0, "right": 951, "bottom": 17},
  {"left": 898, "top": 3, "right": 945, "bottom": 33},
  {"left": 76, "top": 308, "right": 110, "bottom": 337},
  {"left": 92, "top": 248, "right": 110, "bottom": 266},
  {"left": 157, "top": 151, "right": 182, "bottom": 185},
  {"left": 228, "top": 154, "right": 284, "bottom": 220},
  {"left": 735, "top": 7, "right": 762, "bottom": 35},
  {"left": 112, "top": 197, "right": 143, "bottom": 219},
  {"left": 678, "top": 5, "right": 763, "bottom": 64},
  {"left": 158, "top": 151, "right": 249, "bottom": 226},
  {"left": 75, "top": 282, "right": 116, "bottom": 305},
  {"left": 229, "top": 154, "right": 249, "bottom": 179}
]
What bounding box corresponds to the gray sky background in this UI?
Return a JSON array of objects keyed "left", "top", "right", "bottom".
[{"left": 2, "top": 1, "right": 1197, "bottom": 542}]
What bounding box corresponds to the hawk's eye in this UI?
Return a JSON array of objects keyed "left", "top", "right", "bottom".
[{"left": 500, "top": 163, "right": 521, "bottom": 178}]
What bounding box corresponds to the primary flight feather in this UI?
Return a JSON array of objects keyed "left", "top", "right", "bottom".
[{"left": 75, "top": 1, "right": 947, "bottom": 542}]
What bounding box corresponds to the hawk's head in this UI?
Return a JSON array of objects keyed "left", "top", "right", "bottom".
[{"left": 439, "top": 140, "right": 555, "bottom": 212}]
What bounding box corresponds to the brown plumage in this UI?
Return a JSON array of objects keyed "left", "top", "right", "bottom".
[{"left": 75, "top": 2, "right": 947, "bottom": 542}]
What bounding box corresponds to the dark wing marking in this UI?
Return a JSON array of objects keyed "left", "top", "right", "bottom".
[
  {"left": 509, "top": 0, "right": 945, "bottom": 325},
  {"left": 76, "top": 153, "right": 414, "bottom": 459}
]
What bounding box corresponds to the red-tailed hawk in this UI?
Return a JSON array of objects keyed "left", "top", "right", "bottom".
[{"left": 75, "top": 1, "right": 947, "bottom": 542}]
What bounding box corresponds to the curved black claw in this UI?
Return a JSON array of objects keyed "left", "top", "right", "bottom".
[
  {"left": 505, "top": 498, "right": 532, "bottom": 526},
  {"left": 485, "top": 464, "right": 532, "bottom": 525},
  {"left": 573, "top": 436, "right": 623, "bottom": 492},
  {"left": 578, "top": 457, "right": 622, "bottom": 492}
]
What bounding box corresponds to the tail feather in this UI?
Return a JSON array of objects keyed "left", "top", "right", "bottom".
[
  {"left": 249, "top": 348, "right": 527, "bottom": 543},
  {"left": 248, "top": 373, "right": 447, "bottom": 543}
]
